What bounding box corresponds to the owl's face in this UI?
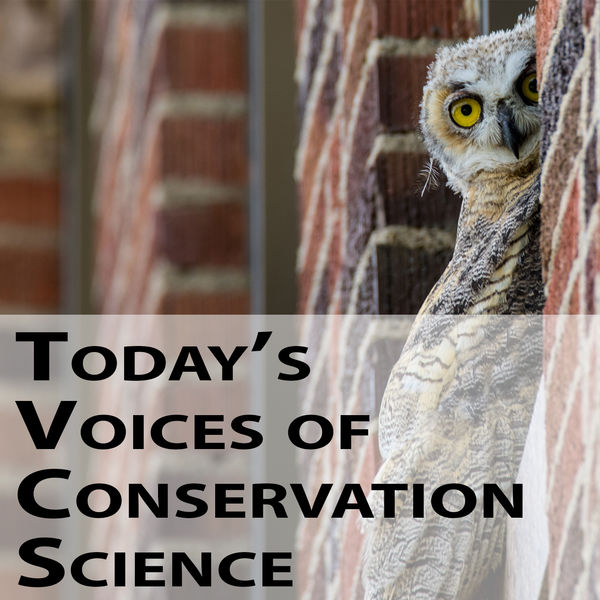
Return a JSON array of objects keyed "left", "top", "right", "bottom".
[{"left": 420, "top": 15, "right": 539, "bottom": 193}]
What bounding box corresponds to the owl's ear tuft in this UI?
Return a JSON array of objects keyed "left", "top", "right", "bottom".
[{"left": 517, "top": 8, "right": 536, "bottom": 25}]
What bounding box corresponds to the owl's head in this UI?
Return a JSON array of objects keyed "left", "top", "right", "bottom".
[{"left": 420, "top": 14, "right": 539, "bottom": 194}]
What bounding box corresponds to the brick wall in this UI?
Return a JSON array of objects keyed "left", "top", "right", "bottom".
[
  {"left": 86, "top": 3, "right": 252, "bottom": 599},
  {"left": 0, "top": 0, "right": 60, "bottom": 313},
  {"left": 294, "top": 1, "right": 479, "bottom": 597},
  {"left": 90, "top": 0, "right": 249, "bottom": 314},
  {"left": 0, "top": 1, "right": 60, "bottom": 597},
  {"left": 537, "top": 1, "right": 600, "bottom": 598},
  {"left": 295, "top": 0, "right": 475, "bottom": 316}
]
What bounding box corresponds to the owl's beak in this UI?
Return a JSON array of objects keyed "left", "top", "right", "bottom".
[{"left": 497, "top": 103, "right": 525, "bottom": 159}]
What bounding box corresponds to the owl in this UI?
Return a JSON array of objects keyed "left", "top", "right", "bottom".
[{"left": 362, "top": 14, "right": 545, "bottom": 600}]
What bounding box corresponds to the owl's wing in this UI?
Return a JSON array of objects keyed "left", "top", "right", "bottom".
[
  {"left": 362, "top": 181, "right": 543, "bottom": 599},
  {"left": 363, "top": 315, "right": 541, "bottom": 599}
]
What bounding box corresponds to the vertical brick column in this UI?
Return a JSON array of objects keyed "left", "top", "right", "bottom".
[
  {"left": 90, "top": 0, "right": 249, "bottom": 314},
  {"left": 86, "top": 3, "right": 252, "bottom": 599},
  {"left": 0, "top": 2, "right": 61, "bottom": 597},
  {"left": 537, "top": 1, "right": 600, "bottom": 598},
  {"left": 296, "top": 0, "right": 473, "bottom": 316},
  {"left": 294, "top": 1, "right": 478, "bottom": 597},
  {"left": 0, "top": 0, "right": 60, "bottom": 313}
]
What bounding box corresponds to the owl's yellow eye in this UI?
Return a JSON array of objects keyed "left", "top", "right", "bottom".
[
  {"left": 520, "top": 72, "right": 538, "bottom": 103},
  {"left": 449, "top": 97, "right": 482, "bottom": 128}
]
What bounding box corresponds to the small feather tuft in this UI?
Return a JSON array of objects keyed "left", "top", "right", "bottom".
[{"left": 419, "top": 158, "right": 441, "bottom": 197}]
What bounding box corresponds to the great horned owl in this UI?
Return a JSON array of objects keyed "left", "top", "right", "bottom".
[{"left": 362, "top": 14, "right": 544, "bottom": 600}]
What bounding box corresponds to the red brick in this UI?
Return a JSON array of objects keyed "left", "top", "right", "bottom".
[
  {"left": 346, "top": 68, "right": 379, "bottom": 208},
  {"left": 312, "top": 248, "right": 333, "bottom": 314},
  {"left": 92, "top": 104, "right": 139, "bottom": 302},
  {"left": 148, "top": 25, "right": 246, "bottom": 111},
  {"left": 377, "top": 55, "right": 434, "bottom": 132},
  {"left": 328, "top": 119, "right": 342, "bottom": 211},
  {"left": 374, "top": 0, "right": 478, "bottom": 39},
  {"left": 547, "top": 382, "right": 584, "bottom": 590},
  {"left": 341, "top": 0, "right": 376, "bottom": 124},
  {"left": 375, "top": 151, "right": 461, "bottom": 230},
  {"left": 548, "top": 384, "right": 584, "bottom": 528},
  {"left": 157, "top": 290, "right": 249, "bottom": 314},
  {"left": 376, "top": 241, "right": 454, "bottom": 314},
  {"left": 536, "top": 0, "right": 561, "bottom": 71},
  {"left": 0, "top": 179, "right": 59, "bottom": 227},
  {"left": 160, "top": 117, "right": 247, "bottom": 183},
  {"left": 298, "top": 185, "right": 327, "bottom": 312},
  {"left": 296, "top": 453, "right": 327, "bottom": 595},
  {"left": 0, "top": 245, "right": 59, "bottom": 309},
  {"left": 298, "top": 106, "right": 330, "bottom": 211},
  {"left": 341, "top": 70, "right": 380, "bottom": 309},
  {"left": 328, "top": 215, "right": 342, "bottom": 302},
  {"left": 297, "top": 0, "right": 334, "bottom": 113},
  {"left": 546, "top": 322, "right": 581, "bottom": 447},
  {"left": 155, "top": 203, "right": 247, "bottom": 268},
  {"left": 295, "top": 0, "right": 309, "bottom": 45},
  {"left": 585, "top": 218, "right": 600, "bottom": 312},
  {"left": 94, "top": 140, "right": 158, "bottom": 313},
  {"left": 554, "top": 492, "right": 585, "bottom": 600},
  {"left": 544, "top": 179, "right": 580, "bottom": 314},
  {"left": 567, "top": 275, "right": 581, "bottom": 313},
  {"left": 583, "top": 0, "right": 596, "bottom": 27},
  {"left": 540, "top": 71, "right": 582, "bottom": 277}
]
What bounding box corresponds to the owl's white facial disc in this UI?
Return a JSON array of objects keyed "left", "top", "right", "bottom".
[{"left": 420, "top": 15, "right": 540, "bottom": 193}]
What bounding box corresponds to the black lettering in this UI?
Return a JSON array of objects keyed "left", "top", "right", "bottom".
[
  {"left": 231, "top": 415, "right": 263, "bottom": 449},
  {"left": 340, "top": 415, "right": 369, "bottom": 449},
  {"left": 16, "top": 401, "right": 76, "bottom": 449},
  {"left": 115, "top": 552, "right": 126, "bottom": 586},
  {"left": 15, "top": 332, "right": 68, "bottom": 380},
  {"left": 251, "top": 331, "right": 272, "bottom": 352},
  {"left": 371, "top": 483, "right": 408, "bottom": 518},
  {"left": 129, "top": 484, "right": 168, "bottom": 518},
  {"left": 483, "top": 483, "right": 522, "bottom": 518},
  {"left": 132, "top": 415, "right": 145, "bottom": 449},
  {"left": 252, "top": 484, "right": 287, "bottom": 518},
  {"left": 262, "top": 552, "right": 292, "bottom": 587},
  {"left": 172, "top": 552, "right": 211, "bottom": 586},
  {"left": 135, "top": 552, "right": 165, "bottom": 586},
  {"left": 124, "top": 346, "right": 166, "bottom": 381},
  {"left": 18, "top": 538, "right": 64, "bottom": 587},
  {"left": 151, "top": 415, "right": 187, "bottom": 450},
  {"left": 218, "top": 553, "right": 254, "bottom": 587},
  {"left": 215, "top": 484, "right": 245, "bottom": 518},
  {"left": 278, "top": 346, "right": 310, "bottom": 381},
  {"left": 288, "top": 415, "right": 333, "bottom": 449},
  {"left": 208, "top": 346, "right": 247, "bottom": 380},
  {"left": 431, "top": 484, "right": 476, "bottom": 518},
  {"left": 80, "top": 415, "right": 126, "bottom": 449},
  {"left": 169, "top": 347, "right": 210, "bottom": 380},
  {"left": 71, "top": 553, "right": 108, "bottom": 587},
  {"left": 413, "top": 483, "right": 425, "bottom": 518},
  {"left": 71, "top": 346, "right": 117, "bottom": 381},
  {"left": 331, "top": 484, "right": 373, "bottom": 518},
  {"left": 194, "top": 415, "right": 225, "bottom": 449},
  {"left": 290, "top": 483, "right": 332, "bottom": 518},
  {"left": 76, "top": 483, "right": 121, "bottom": 518},
  {"left": 175, "top": 484, "right": 208, "bottom": 518},
  {"left": 18, "top": 469, "right": 70, "bottom": 518}
]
